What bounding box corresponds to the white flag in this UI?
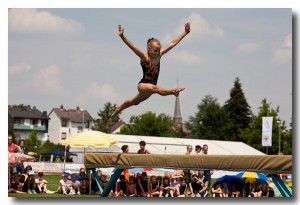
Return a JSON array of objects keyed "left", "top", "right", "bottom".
[{"left": 262, "top": 117, "right": 273, "bottom": 146}]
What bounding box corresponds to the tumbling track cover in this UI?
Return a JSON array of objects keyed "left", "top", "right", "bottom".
[{"left": 84, "top": 153, "right": 292, "bottom": 174}]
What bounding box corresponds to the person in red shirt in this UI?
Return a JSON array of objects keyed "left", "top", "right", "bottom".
[{"left": 8, "top": 135, "right": 21, "bottom": 153}]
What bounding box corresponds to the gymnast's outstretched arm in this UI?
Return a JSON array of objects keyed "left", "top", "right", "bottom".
[
  {"left": 118, "top": 25, "right": 147, "bottom": 60},
  {"left": 161, "top": 22, "right": 191, "bottom": 56}
]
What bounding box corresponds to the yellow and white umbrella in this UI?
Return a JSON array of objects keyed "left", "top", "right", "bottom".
[
  {"left": 62, "top": 130, "right": 119, "bottom": 148},
  {"left": 62, "top": 130, "right": 119, "bottom": 171}
]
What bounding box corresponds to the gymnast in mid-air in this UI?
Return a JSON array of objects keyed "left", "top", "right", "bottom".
[{"left": 110, "top": 22, "right": 191, "bottom": 120}]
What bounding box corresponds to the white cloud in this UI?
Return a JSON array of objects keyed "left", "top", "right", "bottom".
[
  {"left": 8, "top": 8, "right": 84, "bottom": 35},
  {"left": 165, "top": 50, "right": 202, "bottom": 65},
  {"left": 8, "top": 62, "right": 31, "bottom": 75},
  {"left": 30, "top": 65, "right": 63, "bottom": 94},
  {"left": 163, "top": 12, "right": 225, "bottom": 43},
  {"left": 235, "top": 42, "right": 262, "bottom": 54},
  {"left": 76, "top": 82, "right": 121, "bottom": 105},
  {"left": 273, "top": 34, "right": 292, "bottom": 63}
]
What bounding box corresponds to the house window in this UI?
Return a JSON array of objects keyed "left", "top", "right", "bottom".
[
  {"left": 61, "top": 119, "right": 67, "bottom": 127},
  {"left": 61, "top": 132, "right": 67, "bottom": 140},
  {"left": 32, "top": 119, "right": 38, "bottom": 126},
  {"left": 78, "top": 126, "right": 83, "bottom": 132},
  {"left": 15, "top": 118, "right": 24, "bottom": 124}
]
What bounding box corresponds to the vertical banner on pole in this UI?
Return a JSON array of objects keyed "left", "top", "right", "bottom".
[{"left": 262, "top": 117, "right": 273, "bottom": 146}]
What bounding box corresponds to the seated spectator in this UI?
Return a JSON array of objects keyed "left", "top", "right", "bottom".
[
  {"left": 137, "top": 172, "right": 150, "bottom": 197},
  {"left": 149, "top": 175, "right": 160, "bottom": 197},
  {"left": 69, "top": 173, "right": 81, "bottom": 195},
  {"left": 231, "top": 183, "right": 240, "bottom": 197},
  {"left": 23, "top": 168, "right": 36, "bottom": 194},
  {"left": 8, "top": 174, "right": 26, "bottom": 194},
  {"left": 78, "top": 170, "right": 89, "bottom": 194},
  {"left": 190, "top": 172, "right": 209, "bottom": 197},
  {"left": 174, "top": 178, "right": 188, "bottom": 197},
  {"left": 197, "top": 170, "right": 209, "bottom": 197},
  {"left": 221, "top": 181, "right": 230, "bottom": 197},
  {"left": 251, "top": 182, "right": 262, "bottom": 197},
  {"left": 57, "top": 173, "right": 71, "bottom": 194},
  {"left": 159, "top": 176, "right": 174, "bottom": 197},
  {"left": 268, "top": 187, "right": 275, "bottom": 197},
  {"left": 100, "top": 175, "right": 108, "bottom": 188},
  {"left": 90, "top": 174, "right": 100, "bottom": 195},
  {"left": 115, "top": 175, "right": 129, "bottom": 196},
  {"left": 35, "top": 172, "right": 48, "bottom": 193},
  {"left": 211, "top": 182, "right": 223, "bottom": 197},
  {"left": 80, "top": 178, "right": 89, "bottom": 195},
  {"left": 156, "top": 176, "right": 163, "bottom": 186},
  {"left": 128, "top": 176, "right": 137, "bottom": 197},
  {"left": 261, "top": 184, "right": 269, "bottom": 197},
  {"left": 76, "top": 168, "right": 86, "bottom": 180}
]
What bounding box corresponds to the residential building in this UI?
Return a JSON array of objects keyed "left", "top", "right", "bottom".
[
  {"left": 48, "top": 105, "right": 94, "bottom": 144},
  {"left": 109, "top": 120, "right": 126, "bottom": 134},
  {"left": 8, "top": 106, "right": 49, "bottom": 143}
]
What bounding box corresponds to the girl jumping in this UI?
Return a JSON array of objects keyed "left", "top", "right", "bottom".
[{"left": 110, "top": 23, "right": 191, "bottom": 120}]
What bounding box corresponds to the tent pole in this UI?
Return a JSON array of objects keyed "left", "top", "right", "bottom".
[{"left": 63, "top": 145, "right": 67, "bottom": 172}]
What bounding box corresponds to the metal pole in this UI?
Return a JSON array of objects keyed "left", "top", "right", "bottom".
[
  {"left": 82, "top": 110, "right": 85, "bottom": 132},
  {"left": 278, "top": 123, "right": 281, "bottom": 154}
]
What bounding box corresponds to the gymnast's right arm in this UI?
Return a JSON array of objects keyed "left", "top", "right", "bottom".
[{"left": 118, "top": 25, "right": 146, "bottom": 59}]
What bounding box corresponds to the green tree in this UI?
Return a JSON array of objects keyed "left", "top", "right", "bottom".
[
  {"left": 8, "top": 104, "right": 31, "bottom": 109},
  {"left": 185, "top": 95, "right": 234, "bottom": 140},
  {"left": 282, "top": 118, "right": 292, "bottom": 155},
  {"left": 120, "top": 112, "right": 181, "bottom": 137},
  {"left": 94, "top": 102, "right": 121, "bottom": 132},
  {"left": 240, "top": 99, "right": 286, "bottom": 154},
  {"left": 223, "top": 77, "right": 252, "bottom": 141},
  {"left": 26, "top": 131, "right": 41, "bottom": 154}
]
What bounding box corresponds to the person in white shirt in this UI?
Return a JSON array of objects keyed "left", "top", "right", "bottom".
[
  {"left": 58, "top": 173, "right": 71, "bottom": 195},
  {"left": 35, "top": 172, "right": 48, "bottom": 193},
  {"left": 69, "top": 173, "right": 81, "bottom": 195}
]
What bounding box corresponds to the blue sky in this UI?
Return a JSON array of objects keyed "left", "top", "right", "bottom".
[{"left": 8, "top": 8, "right": 292, "bottom": 126}]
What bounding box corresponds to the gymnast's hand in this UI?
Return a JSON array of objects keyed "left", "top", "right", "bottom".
[
  {"left": 118, "top": 25, "right": 124, "bottom": 36},
  {"left": 185, "top": 22, "right": 191, "bottom": 34}
]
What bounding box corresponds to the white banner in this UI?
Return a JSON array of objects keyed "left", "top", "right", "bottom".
[{"left": 262, "top": 117, "right": 273, "bottom": 146}]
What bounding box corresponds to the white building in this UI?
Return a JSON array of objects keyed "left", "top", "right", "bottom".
[{"left": 48, "top": 105, "right": 94, "bottom": 144}]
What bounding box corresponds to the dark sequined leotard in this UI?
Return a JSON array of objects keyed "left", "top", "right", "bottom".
[{"left": 139, "top": 59, "right": 160, "bottom": 85}]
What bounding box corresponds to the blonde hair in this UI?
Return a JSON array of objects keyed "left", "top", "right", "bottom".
[{"left": 147, "top": 38, "right": 161, "bottom": 48}]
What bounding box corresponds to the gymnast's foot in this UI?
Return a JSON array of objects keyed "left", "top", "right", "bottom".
[
  {"left": 108, "top": 106, "right": 121, "bottom": 125},
  {"left": 174, "top": 88, "right": 185, "bottom": 96}
]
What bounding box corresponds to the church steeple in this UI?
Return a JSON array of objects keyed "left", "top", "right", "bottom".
[{"left": 173, "top": 79, "right": 182, "bottom": 130}]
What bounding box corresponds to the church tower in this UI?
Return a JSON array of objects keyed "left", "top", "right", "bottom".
[{"left": 173, "top": 79, "right": 182, "bottom": 131}]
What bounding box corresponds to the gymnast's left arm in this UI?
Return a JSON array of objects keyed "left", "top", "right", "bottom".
[{"left": 161, "top": 22, "right": 190, "bottom": 56}]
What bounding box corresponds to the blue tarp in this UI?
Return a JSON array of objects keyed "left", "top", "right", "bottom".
[{"left": 40, "top": 150, "right": 77, "bottom": 156}]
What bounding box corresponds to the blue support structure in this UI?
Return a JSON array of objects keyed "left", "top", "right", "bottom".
[
  {"left": 101, "top": 168, "right": 123, "bottom": 197},
  {"left": 89, "top": 168, "right": 103, "bottom": 194},
  {"left": 271, "top": 174, "right": 292, "bottom": 197}
]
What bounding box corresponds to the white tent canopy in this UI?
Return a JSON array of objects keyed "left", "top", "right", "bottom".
[
  {"left": 111, "top": 134, "right": 265, "bottom": 155},
  {"left": 70, "top": 134, "right": 264, "bottom": 163}
]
